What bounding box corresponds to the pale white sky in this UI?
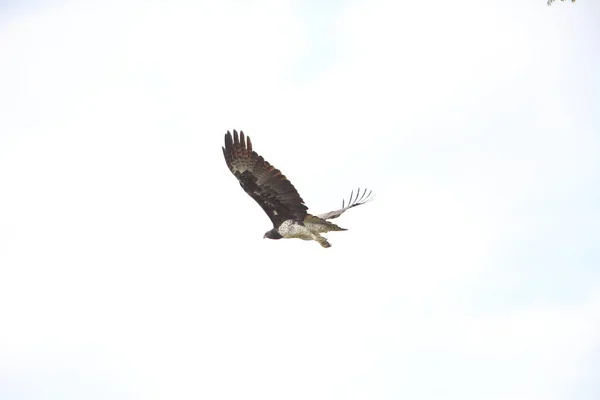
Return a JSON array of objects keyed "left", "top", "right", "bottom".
[{"left": 1, "top": 1, "right": 599, "bottom": 399}]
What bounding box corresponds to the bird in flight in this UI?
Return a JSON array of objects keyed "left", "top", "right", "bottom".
[{"left": 222, "top": 130, "right": 373, "bottom": 248}]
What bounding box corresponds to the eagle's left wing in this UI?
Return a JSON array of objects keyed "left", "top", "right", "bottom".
[
  {"left": 222, "top": 130, "right": 308, "bottom": 226},
  {"left": 316, "top": 187, "right": 374, "bottom": 220}
]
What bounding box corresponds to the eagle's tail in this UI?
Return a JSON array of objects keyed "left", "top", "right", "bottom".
[{"left": 304, "top": 214, "right": 347, "bottom": 233}]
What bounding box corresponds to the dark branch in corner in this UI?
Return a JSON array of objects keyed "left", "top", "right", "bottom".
[{"left": 547, "top": 0, "right": 576, "bottom": 6}]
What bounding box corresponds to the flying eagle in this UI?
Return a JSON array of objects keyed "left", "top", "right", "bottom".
[{"left": 222, "top": 130, "right": 373, "bottom": 248}]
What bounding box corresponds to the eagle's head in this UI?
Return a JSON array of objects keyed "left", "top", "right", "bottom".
[{"left": 264, "top": 229, "right": 283, "bottom": 240}]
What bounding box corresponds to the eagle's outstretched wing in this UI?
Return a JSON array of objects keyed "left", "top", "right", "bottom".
[
  {"left": 316, "top": 187, "right": 374, "bottom": 220},
  {"left": 222, "top": 130, "right": 308, "bottom": 227}
]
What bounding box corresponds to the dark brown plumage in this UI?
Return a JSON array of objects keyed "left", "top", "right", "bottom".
[{"left": 222, "top": 130, "right": 308, "bottom": 227}]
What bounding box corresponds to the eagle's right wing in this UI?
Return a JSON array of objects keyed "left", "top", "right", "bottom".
[
  {"left": 317, "top": 188, "right": 374, "bottom": 220},
  {"left": 222, "top": 130, "right": 308, "bottom": 227}
]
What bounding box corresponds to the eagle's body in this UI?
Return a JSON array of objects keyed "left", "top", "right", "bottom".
[
  {"left": 222, "top": 130, "right": 372, "bottom": 248},
  {"left": 278, "top": 220, "right": 315, "bottom": 241},
  {"left": 276, "top": 217, "right": 346, "bottom": 248}
]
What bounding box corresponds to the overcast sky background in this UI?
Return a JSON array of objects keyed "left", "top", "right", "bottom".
[{"left": 1, "top": 0, "right": 599, "bottom": 399}]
